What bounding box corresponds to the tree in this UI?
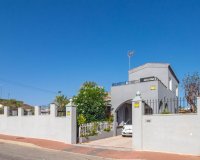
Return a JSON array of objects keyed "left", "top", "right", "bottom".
[
  {"left": 182, "top": 72, "right": 200, "bottom": 112},
  {"left": 73, "top": 81, "right": 107, "bottom": 123},
  {"left": 55, "top": 93, "right": 69, "bottom": 109},
  {"left": 0, "top": 99, "right": 23, "bottom": 109}
]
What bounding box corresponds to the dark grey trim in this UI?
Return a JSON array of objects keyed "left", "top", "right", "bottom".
[{"left": 168, "top": 66, "right": 179, "bottom": 84}]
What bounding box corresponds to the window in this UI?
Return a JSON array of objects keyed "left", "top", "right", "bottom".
[
  {"left": 176, "top": 86, "right": 179, "bottom": 97},
  {"left": 169, "top": 78, "right": 172, "bottom": 91}
]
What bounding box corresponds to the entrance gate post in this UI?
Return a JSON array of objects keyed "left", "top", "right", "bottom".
[
  {"left": 66, "top": 99, "right": 77, "bottom": 144},
  {"left": 113, "top": 111, "right": 117, "bottom": 136},
  {"left": 197, "top": 97, "right": 200, "bottom": 116},
  {"left": 132, "top": 91, "right": 143, "bottom": 150}
]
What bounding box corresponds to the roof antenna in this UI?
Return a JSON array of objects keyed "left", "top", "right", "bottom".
[{"left": 128, "top": 50, "right": 135, "bottom": 70}]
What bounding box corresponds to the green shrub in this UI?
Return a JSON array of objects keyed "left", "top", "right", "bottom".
[
  {"left": 107, "top": 114, "right": 114, "bottom": 123},
  {"left": 161, "top": 108, "right": 171, "bottom": 114},
  {"left": 90, "top": 122, "right": 98, "bottom": 136},
  {"left": 77, "top": 114, "right": 87, "bottom": 126},
  {"left": 103, "top": 128, "right": 111, "bottom": 132}
]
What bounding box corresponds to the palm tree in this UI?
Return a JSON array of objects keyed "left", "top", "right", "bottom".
[
  {"left": 55, "top": 95, "right": 69, "bottom": 108},
  {"left": 55, "top": 92, "right": 69, "bottom": 116}
]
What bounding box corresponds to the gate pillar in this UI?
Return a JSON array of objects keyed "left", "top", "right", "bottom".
[
  {"left": 66, "top": 99, "right": 77, "bottom": 144},
  {"left": 132, "top": 91, "right": 144, "bottom": 150}
]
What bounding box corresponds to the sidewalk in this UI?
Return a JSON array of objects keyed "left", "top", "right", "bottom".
[{"left": 0, "top": 134, "right": 199, "bottom": 160}]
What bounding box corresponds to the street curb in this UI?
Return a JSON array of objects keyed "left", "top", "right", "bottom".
[
  {"left": 0, "top": 138, "right": 144, "bottom": 160},
  {"left": 0, "top": 139, "right": 41, "bottom": 149}
]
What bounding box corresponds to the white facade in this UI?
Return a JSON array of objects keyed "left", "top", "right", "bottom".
[
  {"left": 129, "top": 63, "right": 179, "bottom": 92},
  {"left": 111, "top": 63, "right": 179, "bottom": 128}
]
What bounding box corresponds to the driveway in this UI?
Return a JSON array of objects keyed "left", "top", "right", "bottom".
[{"left": 81, "top": 135, "right": 132, "bottom": 150}]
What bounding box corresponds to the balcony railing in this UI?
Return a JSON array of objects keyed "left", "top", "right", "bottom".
[
  {"left": 112, "top": 80, "right": 140, "bottom": 87},
  {"left": 112, "top": 76, "right": 167, "bottom": 88}
]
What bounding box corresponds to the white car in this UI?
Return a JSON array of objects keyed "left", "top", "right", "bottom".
[{"left": 122, "top": 120, "right": 132, "bottom": 137}]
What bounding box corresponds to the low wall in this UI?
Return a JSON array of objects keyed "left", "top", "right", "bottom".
[
  {"left": 79, "top": 121, "right": 114, "bottom": 143},
  {"left": 0, "top": 104, "right": 77, "bottom": 144},
  {"left": 116, "top": 127, "right": 122, "bottom": 136},
  {"left": 0, "top": 115, "right": 68, "bottom": 142},
  {"left": 79, "top": 127, "right": 119, "bottom": 143},
  {"left": 142, "top": 114, "right": 200, "bottom": 155}
]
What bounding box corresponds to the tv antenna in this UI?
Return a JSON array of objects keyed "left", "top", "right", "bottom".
[{"left": 128, "top": 50, "right": 135, "bottom": 70}]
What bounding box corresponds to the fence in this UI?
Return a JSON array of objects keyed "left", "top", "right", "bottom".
[
  {"left": 23, "top": 109, "right": 35, "bottom": 115},
  {"left": 40, "top": 107, "right": 50, "bottom": 115},
  {"left": 57, "top": 109, "right": 66, "bottom": 117},
  {"left": 7, "top": 108, "right": 35, "bottom": 116},
  {"left": 79, "top": 121, "right": 113, "bottom": 138},
  {"left": 9, "top": 109, "right": 18, "bottom": 116},
  {"left": 0, "top": 108, "right": 3, "bottom": 114},
  {"left": 2, "top": 105, "right": 67, "bottom": 116},
  {"left": 143, "top": 97, "right": 197, "bottom": 115}
]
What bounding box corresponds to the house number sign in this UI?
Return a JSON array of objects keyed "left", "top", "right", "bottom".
[
  {"left": 134, "top": 102, "right": 140, "bottom": 108},
  {"left": 66, "top": 111, "right": 71, "bottom": 116}
]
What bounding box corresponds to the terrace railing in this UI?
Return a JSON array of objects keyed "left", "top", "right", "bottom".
[{"left": 112, "top": 76, "right": 167, "bottom": 88}]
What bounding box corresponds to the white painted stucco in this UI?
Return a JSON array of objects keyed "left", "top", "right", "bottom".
[
  {"left": 132, "top": 96, "right": 200, "bottom": 156},
  {"left": 142, "top": 114, "right": 200, "bottom": 155},
  {"left": 0, "top": 104, "right": 77, "bottom": 144}
]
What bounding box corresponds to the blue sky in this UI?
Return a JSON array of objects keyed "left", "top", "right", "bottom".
[{"left": 0, "top": 0, "right": 200, "bottom": 105}]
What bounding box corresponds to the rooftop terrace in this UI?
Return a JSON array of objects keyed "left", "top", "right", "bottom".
[{"left": 112, "top": 76, "right": 167, "bottom": 88}]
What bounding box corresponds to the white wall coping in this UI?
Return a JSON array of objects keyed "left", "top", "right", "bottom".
[{"left": 143, "top": 113, "right": 198, "bottom": 117}]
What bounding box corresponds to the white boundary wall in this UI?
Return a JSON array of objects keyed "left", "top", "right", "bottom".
[
  {"left": 0, "top": 103, "right": 76, "bottom": 144},
  {"left": 142, "top": 114, "right": 200, "bottom": 155},
  {"left": 132, "top": 95, "right": 200, "bottom": 155}
]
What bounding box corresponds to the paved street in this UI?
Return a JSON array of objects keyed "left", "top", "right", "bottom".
[
  {"left": 0, "top": 134, "right": 200, "bottom": 160},
  {"left": 0, "top": 142, "right": 109, "bottom": 160}
]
